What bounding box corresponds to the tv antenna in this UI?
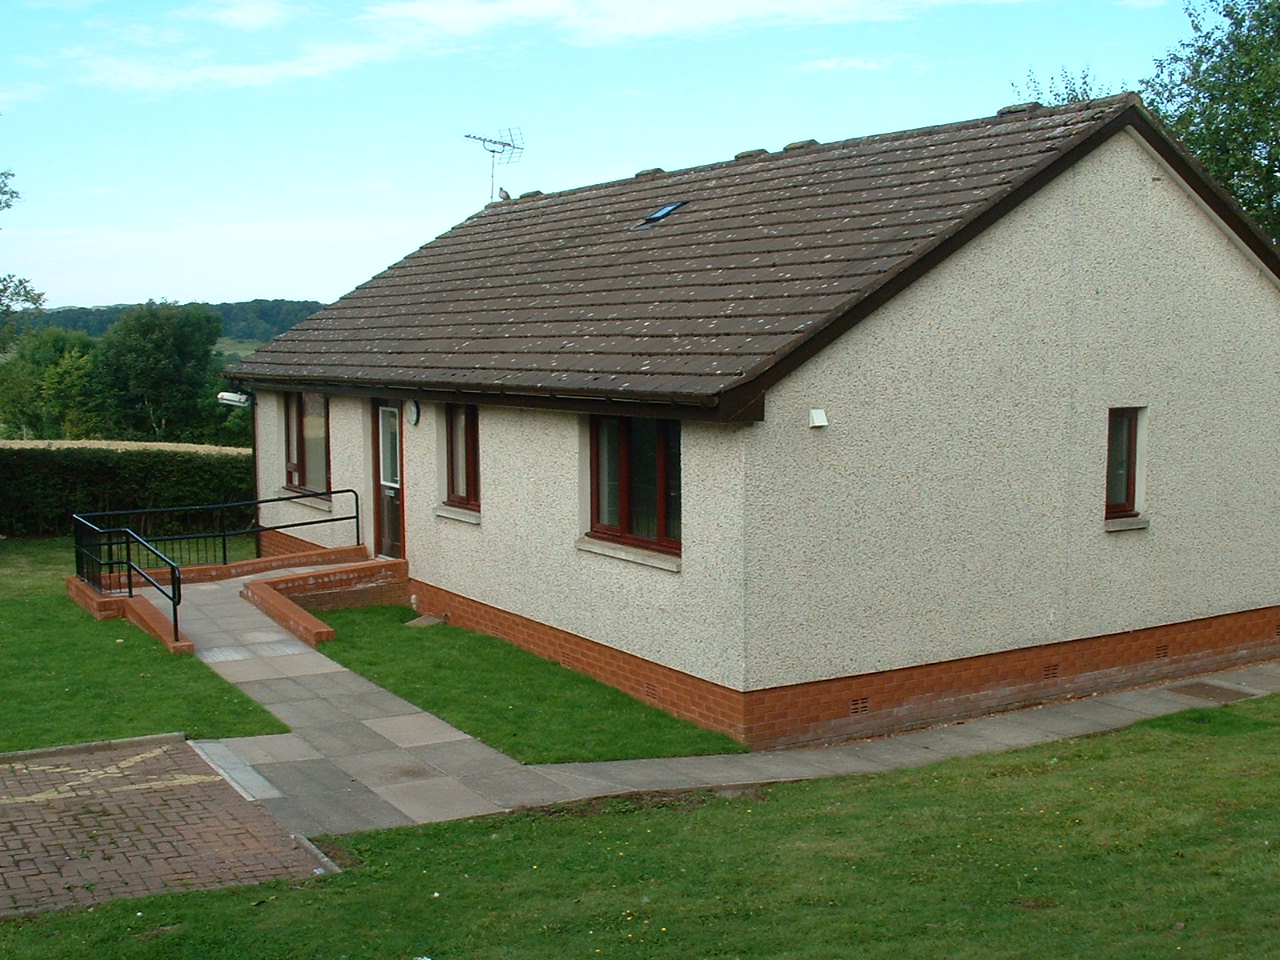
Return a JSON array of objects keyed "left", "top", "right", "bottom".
[{"left": 464, "top": 128, "right": 524, "bottom": 202}]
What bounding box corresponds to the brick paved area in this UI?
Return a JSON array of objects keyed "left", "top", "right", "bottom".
[{"left": 0, "top": 734, "right": 331, "bottom": 918}]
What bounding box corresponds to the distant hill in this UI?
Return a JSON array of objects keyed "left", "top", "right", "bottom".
[{"left": 32, "top": 299, "right": 324, "bottom": 341}]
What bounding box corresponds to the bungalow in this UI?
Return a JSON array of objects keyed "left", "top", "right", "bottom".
[{"left": 226, "top": 94, "right": 1280, "bottom": 748}]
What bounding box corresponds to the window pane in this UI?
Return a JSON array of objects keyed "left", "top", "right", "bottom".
[
  {"left": 285, "top": 394, "right": 301, "bottom": 484},
  {"left": 380, "top": 406, "right": 400, "bottom": 486},
  {"left": 596, "top": 418, "right": 620, "bottom": 528},
  {"left": 664, "top": 422, "right": 681, "bottom": 541},
  {"left": 449, "top": 406, "right": 468, "bottom": 498},
  {"left": 302, "top": 393, "right": 328, "bottom": 491},
  {"left": 628, "top": 418, "right": 659, "bottom": 539},
  {"left": 1106, "top": 410, "right": 1133, "bottom": 507}
]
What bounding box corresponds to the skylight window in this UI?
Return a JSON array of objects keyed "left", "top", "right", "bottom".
[{"left": 633, "top": 201, "right": 687, "bottom": 229}]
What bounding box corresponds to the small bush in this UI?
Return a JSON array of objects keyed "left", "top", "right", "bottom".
[{"left": 0, "top": 443, "right": 253, "bottom": 537}]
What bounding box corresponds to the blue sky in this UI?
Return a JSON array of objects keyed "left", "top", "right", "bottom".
[{"left": 3, "top": 0, "right": 1194, "bottom": 309}]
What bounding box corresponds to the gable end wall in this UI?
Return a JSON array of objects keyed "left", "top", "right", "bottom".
[{"left": 741, "top": 130, "right": 1280, "bottom": 689}]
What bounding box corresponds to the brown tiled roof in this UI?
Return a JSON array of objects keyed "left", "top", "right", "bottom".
[{"left": 227, "top": 94, "right": 1277, "bottom": 421}]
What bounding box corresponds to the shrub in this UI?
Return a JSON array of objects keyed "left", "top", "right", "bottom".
[{"left": 0, "top": 443, "right": 253, "bottom": 537}]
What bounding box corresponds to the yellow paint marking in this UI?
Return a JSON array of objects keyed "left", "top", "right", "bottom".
[{"left": 0, "top": 746, "right": 219, "bottom": 806}]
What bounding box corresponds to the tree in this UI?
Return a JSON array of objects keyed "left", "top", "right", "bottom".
[
  {"left": 1013, "top": 67, "right": 1115, "bottom": 106},
  {"left": 1, "top": 168, "right": 43, "bottom": 347},
  {"left": 0, "top": 327, "right": 95, "bottom": 438},
  {"left": 88, "top": 301, "right": 225, "bottom": 442},
  {"left": 1143, "top": 0, "right": 1280, "bottom": 239}
]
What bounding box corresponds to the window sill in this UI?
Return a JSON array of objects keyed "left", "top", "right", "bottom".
[
  {"left": 576, "top": 536, "right": 681, "bottom": 572},
  {"left": 279, "top": 489, "right": 333, "bottom": 512},
  {"left": 434, "top": 504, "right": 481, "bottom": 525},
  {"left": 1105, "top": 515, "right": 1149, "bottom": 532}
]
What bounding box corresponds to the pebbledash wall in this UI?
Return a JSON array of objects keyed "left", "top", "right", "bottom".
[{"left": 256, "top": 129, "right": 1280, "bottom": 747}]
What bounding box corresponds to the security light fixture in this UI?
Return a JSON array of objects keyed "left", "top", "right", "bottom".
[{"left": 217, "top": 390, "right": 252, "bottom": 408}]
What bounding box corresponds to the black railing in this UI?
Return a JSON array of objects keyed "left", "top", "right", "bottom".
[
  {"left": 72, "top": 490, "right": 361, "bottom": 646},
  {"left": 72, "top": 520, "right": 184, "bottom": 648}
]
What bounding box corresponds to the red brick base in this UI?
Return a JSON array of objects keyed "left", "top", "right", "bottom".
[
  {"left": 64, "top": 576, "right": 195, "bottom": 654},
  {"left": 241, "top": 560, "right": 409, "bottom": 647},
  {"left": 406, "top": 578, "right": 1280, "bottom": 748},
  {"left": 138, "top": 529, "right": 1278, "bottom": 748}
]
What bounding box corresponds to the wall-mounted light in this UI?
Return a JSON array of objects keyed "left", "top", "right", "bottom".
[
  {"left": 809, "top": 408, "right": 829, "bottom": 428},
  {"left": 217, "top": 390, "right": 252, "bottom": 408}
]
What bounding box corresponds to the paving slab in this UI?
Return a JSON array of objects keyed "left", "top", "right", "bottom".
[
  {"left": 219, "top": 733, "right": 324, "bottom": 765},
  {"left": 1214, "top": 663, "right": 1280, "bottom": 692},
  {"left": 263, "top": 650, "right": 348, "bottom": 677},
  {"left": 291, "top": 721, "right": 400, "bottom": 758},
  {"left": 456, "top": 767, "right": 587, "bottom": 809},
  {"left": 547, "top": 758, "right": 717, "bottom": 792},
  {"left": 892, "top": 723, "right": 1017, "bottom": 760},
  {"left": 267, "top": 697, "right": 362, "bottom": 729},
  {"left": 190, "top": 739, "right": 286, "bottom": 800},
  {"left": 372, "top": 778, "right": 506, "bottom": 823},
  {"left": 331, "top": 749, "right": 446, "bottom": 789},
  {"left": 408, "top": 738, "right": 521, "bottom": 777},
  {"left": 234, "top": 676, "right": 317, "bottom": 705},
  {"left": 831, "top": 737, "right": 938, "bottom": 771},
  {"left": 662, "top": 752, "right": 818, "bottom": 785},
  {"left": 1103, "top": 687, "right": 1224, "bottom": 716},
  {"left": 364, "top": 713, "right": 473, "bottom": 748},
  {"left": 252, "top": 759, "right": 414, "bottom": 835},
  {"left": 207, "top": 656, "right": 292, "bottom": 683},
  {"left": 291, "top": 670, "right": 387, "bottom": 697},
  {"left": 1017, "top": 699, "right": 1149, "bottom": 738},
  {"left": 954, "top": 712, "right": 1067, "bottom": 748},
  {"left": 528, "top": 765, "right": 637, "bottom": 800}
]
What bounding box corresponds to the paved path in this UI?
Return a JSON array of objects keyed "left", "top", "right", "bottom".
[
  {"left": 171, "top": 570, "right": 1280, "bottom": 837},
  {"left": 8, "top": 568, "right": 1280, "bottom": 918},
  {"left": 0, "top": 734, "right": 330, "bottom": 919}
]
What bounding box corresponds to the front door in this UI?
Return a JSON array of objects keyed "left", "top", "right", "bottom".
[{"left": 374, "top": 401, "right": 404, "bottom": 559}]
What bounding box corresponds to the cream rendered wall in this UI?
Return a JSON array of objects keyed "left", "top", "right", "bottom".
[
  {"left": 254, "top": 393, "right": 371, "bottom": 550},
  {"left": 252, "top": 393, "right": 751, "bottom": 688},
  {"left": 402, "top": 405, "right": 752, "bottom": 689},
  {"left": 739, "top": 129, "right": 1280, "bottom": 689}
]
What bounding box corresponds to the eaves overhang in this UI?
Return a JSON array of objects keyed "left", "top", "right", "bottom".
[{"left": 222, "top": 370, "right": 766, "bottom": 423}]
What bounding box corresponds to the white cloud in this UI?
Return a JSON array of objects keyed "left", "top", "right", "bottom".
[
  {"left": 72, "top": 38, "right": 406, "bottom": 92},
  {"left": 363, "top": 0, "right": 1035, "bottom": 44},
  {"left": 793, "top": 55, "right": 896, "bottom": 72},
  {"left": 60, "top": 0, "right": 1034, "bottom": 93},
  {"left": 175, "top": 0, "right": 300, "bottom": 31},
  {"left": 0, "top": 81, "right": 49, "bottom": 110}
]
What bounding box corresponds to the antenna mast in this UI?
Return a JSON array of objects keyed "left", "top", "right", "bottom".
[{"left": 464, "top": 128, "right": 525, "bottom": 201}]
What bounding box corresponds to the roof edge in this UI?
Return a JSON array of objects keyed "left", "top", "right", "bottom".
[
  {"left": 718, "top": 94, "right": 1280, "bottom": 406},
  {"left": 224, "top": 373, "right": 765, "bottom": 423}
]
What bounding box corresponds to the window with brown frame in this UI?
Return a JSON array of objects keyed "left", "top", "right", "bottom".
[
  {"left": 285, "top": 391, "right": 330, "bottom": 493},
  {"left": 1105, "top": 406, "right": 1140, "bottom": 519},
  {"left": 444, "top": 403, "right": 480, "bottom": 511},
  {"left": 589, "top": 415, "right": 681, "bottom": 554}
]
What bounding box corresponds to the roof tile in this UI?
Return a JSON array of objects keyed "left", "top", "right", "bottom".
[{"left": 229, "top": 95, "right": 1152, "bottom": 417}]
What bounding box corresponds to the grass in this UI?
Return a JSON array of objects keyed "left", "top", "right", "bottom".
[
  {"left": 319, "top": 605, "right": 748, "bottom": 763},
  {"left": 3, "top": 694, "right": 1279, "bottom": 958},
  {"left": 0, "top": 537, "right": 285, "bottom": 751}
]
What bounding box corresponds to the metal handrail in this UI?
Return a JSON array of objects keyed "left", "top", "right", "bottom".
[
  {"left": 73, "top": 518, "right": 183, "bottom": 648},
  {"left": 72, "top": 489, "right": 362, "bottom": 648}
]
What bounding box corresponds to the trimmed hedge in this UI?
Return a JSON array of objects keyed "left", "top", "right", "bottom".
[{"left": 0, "top": 446, "right": 254, "bottom": 537}]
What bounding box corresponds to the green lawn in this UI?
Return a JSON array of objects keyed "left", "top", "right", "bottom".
[
  {"left": 319, "top": 605, "right": 747, "bottom": 763},
  {"left": 4, "top": 696, "right": 1279, "bottom": 958},
  {"left": 0, "top": 537, "right": 285, "bottom": 750}
]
